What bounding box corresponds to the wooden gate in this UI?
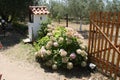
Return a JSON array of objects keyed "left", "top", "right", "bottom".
[{"left": 88, "top": 12, "right": 120, "bottom": 80}]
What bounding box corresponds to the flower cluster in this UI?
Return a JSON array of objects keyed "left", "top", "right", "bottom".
[{"left": 35, "top": 25, "right": 88, "bottom": 70}]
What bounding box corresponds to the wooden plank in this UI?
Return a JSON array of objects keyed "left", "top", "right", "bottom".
[
  {"left": 114, "top": 54, "right": 120, "bottom": 79},
  {"left": 97, "top": 12, "right": 102, "bottom": 68},
  {"left": 104, "top": 12, "right": 111, "bottom": 73},
  {"left": 94, "top": 18, "right": 99, "bottom": 59},
  {"left": 89, "top": 44, "right": 120, "bottom": 54},
  {"left": 93, "top": 12, "right": 98, "bottom": 59},
  {"left": 93, "top": 20, "right": 120, "bottom": 25},
  {"left": 110, "top": 12, "right": 116, "bottom": 76},
  {"left": 90, "top": 12, "right": 96, "bottom": 57},
  {"left": 88, "top": 20, "right": 92, "bottom": 55},
  {"left": 100, "top": 12, "right": 106, "bottom": 71},
  {"left": 106, "top": 12, "right": 115, "bottom": 76},
  {"left": 114, "top": 12, "right": 120, "bottom": 79}
]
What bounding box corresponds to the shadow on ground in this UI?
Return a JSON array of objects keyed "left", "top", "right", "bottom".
[
  {"left": 78, "top": 30, "right": 89, "bottom": 39},
  {"left": 36, "top": 58, "right": 91, "bottom": 79},
  {"left": 0, "top": 29, "right": 26, "bottom": 50}
]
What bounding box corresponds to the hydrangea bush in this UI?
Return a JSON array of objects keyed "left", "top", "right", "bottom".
[{"left": 34, "top": 25, "right": 88, "bottom": 70}]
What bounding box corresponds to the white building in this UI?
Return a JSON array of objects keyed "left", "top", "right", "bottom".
[{"left": 24, "top": 6, "right": 49, "bottom": 42}]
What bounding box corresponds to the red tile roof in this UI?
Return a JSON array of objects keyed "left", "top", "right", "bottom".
[{"left": 29, "top": 6, "right": 49, "bottom": 15}]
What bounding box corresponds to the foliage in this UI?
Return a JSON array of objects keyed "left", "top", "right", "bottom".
[
  {"left": 0, "top": 0, "right": 33, "bottom": 21},
  {"left": 34, "top": 36, "right": 50, "bottom": 51},
  {"left": 49, "top": 0, "right": 67, "bottom": 19},
  {"left": 12, "top": 22, "right": 28, "bottom": 34},
  {"left": 37, "top": 18, "right": 51, "bottom": 39},
  {"left": 35, "top": 25, "right": 88, "bottom": 70}
]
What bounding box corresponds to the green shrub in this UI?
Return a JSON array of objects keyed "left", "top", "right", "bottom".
[
  {"left": 34, "top": 36, "right": 50, "bottom": 51},
  {"left": 13, "top": 22, "right": 28, "bottom": 34},
  {"left": 37, "top": 18, "right": 51, "bottom": 39},
  {"left": 35, "top": 26, "right": 88, "bottom": 70}
]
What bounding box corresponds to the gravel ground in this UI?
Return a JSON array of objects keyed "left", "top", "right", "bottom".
[{"left": 0, "top": 28, "right": 110, "bottom": 80}]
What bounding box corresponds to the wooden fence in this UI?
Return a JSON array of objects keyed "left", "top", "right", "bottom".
[{"left": 88, "top": 12, "right": 120, "bottom": 80}]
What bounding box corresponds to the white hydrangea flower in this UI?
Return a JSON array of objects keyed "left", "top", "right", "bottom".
[
  {"left": 83, "top": 56, "right": 88, "bottom": 61},
  {"left": 59, "top": 49, "right": 67, "bottom": 57},
  {"left": 46, "top": 44, "right": 51, "bottom": 49},
  {"left": 76, "top": 49, "right": 82, "bottom": 54},
  {"left": 50, "top": 36, "right": 56, "bottom": 41},
  {"left": 58, "top": 37, "right": 64, "bottom": 43},
  {"left": 46, "top": 50, "right": 52, "bottom": 55},
  {"left": 47, "top": 24, "right": 52, "bottom": 29},
  {"left": 40, "top": 46, "right": 46, "bottom": 54},
  {"left": 70, "top": 53, "right": 76, "bottom": 59},
  {"left": 46, "top": 41, "right": 53, "bottom": 49},
  {"left": 77, "top": 39, "right": 83, "bottom": 44},
  {"left": 80, "top": 50, "right": 88, "bottom": 57},
  {"left": 34, "top": 52, "right": 40, "bottom": 57},
  {"left": 52, "top": 64, "right": 57, "bottom": 70},
  {"left": 67, "top": 62, "right": 73, "bottom": 70},
  {"left": 47, "top": 29, "right": 52, "bottom": 32},
  {"left": 62, "top": 57, "right": 68, "bottom": 63},
  {"left": 81, "top": 61, "right": 87, "bottom": 67},
  {"left": 47, "top": 32, "right": 52, "bottom": 36},
  {"left": 53, "top": 42, "right": 59, "bottom": 47},
  {"left": 80, "top": 44, "right": 86, "bottom": 50}
]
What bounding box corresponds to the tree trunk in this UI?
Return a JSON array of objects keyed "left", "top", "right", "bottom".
[{"left": 80, "top": 19, "right": 82, "bottom": 31}]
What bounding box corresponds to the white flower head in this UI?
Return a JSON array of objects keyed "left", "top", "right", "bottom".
[
  {"left": 52, "top": 64, "right": 57, "bottom": 70},
  {"left": 53, "top": 42, "right": 59, "bottom": 47},
  {"left": 58, "top": 37, "right": 64, "bottom": 43},
  {"left": 80, "top": 50, "right": 88, "bottom": 57},
  {"left": 80, "top": 44, "right": 86, "bottom": 50},
  {"left": 62, "top": 57, "right": 68, "bottom": 63},
  {"left": 77, "top": 39, "right": 83, "bottom": 44},
  {"left": 46, "top": 41, "right": 53, "bottom": 49},
  {"left": 70, "top": 53, "right": 76, "bottom": 59},
  {"left": 81, "top": 61, "right": 87, "bottom": 67},
  {"left": 50, "top": 36, "right": 56, "bottom": 41},
  {"left": 47, "top": 29, "right": 52, "bottom": 32},
  {"left": 35, "top": 52, "right": 40, "bottom": 57},
  {"left": 40, "top": 46, "right": 46, "bottom": 54},
  {"left": 67, "top": 62, "right": 73, "bottom": 70},
  {"left": 47, "top": 24, "right": 52, "bottom": 29},
  {"left": 59, "top": 49, "right": 67, "bottom": 57},
  {"left": 76, "top": 49, "right": 82, "bottom": 54},
  {"left": 47, "top": 32, "right": 52, "bottom": 36},
  {"left": 46, "top": 44, "right": 51, "bottom": 49},
  {"left": 48, "top": 41, "right": 53, "bottom": 46},
  {"left": 83, "top": 56, "right": 88, "bottom": 61},
  {"left": 46, "top": 50, "right": 52, "bottom": 55}
]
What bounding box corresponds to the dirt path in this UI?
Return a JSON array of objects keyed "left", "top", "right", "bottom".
[
  {"left": 0, "top": 28, "right": 109, "bottom": 80},
  {"left": 0, "top": 53, "right": 109, "bottom": 80},
  {"left": 0, "top": 53, "right": 44, "bottom": 80}
]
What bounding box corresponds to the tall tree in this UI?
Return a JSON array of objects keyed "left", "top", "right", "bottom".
[
  {"left": 67, "top": 0, "right": 88, "bottom": 31},
  {"left": 0, "top": 0, "right": 34, "bottom": 22},
  {"left": 49, "top": 0, "right": 67, "bottom": 22}
]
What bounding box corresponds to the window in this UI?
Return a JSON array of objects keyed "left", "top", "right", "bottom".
[{"left": 40, "top": 17, "right": 42, "bottom": 20}]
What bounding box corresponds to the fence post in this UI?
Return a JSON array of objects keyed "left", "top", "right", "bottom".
[{"left": 66, "top": 14, "right": 68, "bottom": 27}]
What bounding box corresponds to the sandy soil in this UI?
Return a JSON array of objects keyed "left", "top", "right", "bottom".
[{"left": 0, "top": 25, "right": 109, "bottom": 80}]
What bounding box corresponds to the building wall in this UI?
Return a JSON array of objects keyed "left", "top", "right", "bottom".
[{"left": 28, "top": 15, "right": 47, "bottom": 41}]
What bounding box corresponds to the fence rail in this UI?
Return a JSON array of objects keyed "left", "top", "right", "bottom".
[{"left": 88, "top": 12, "right": 120, "bottom": 80}]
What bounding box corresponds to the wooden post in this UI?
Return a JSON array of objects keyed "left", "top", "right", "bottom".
[{"left": 66, "top": 14, "right": 68, "bottom": 27}]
